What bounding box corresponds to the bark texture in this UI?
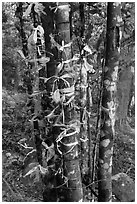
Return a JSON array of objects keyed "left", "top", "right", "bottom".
[
  {"left": 54, "top": 2, "right": 83, "bottom": 201},
  {"left": 98, "top": 2, "right": 122, "bottom": 202},
  {"left": 15, "top": 2, "right": 28, "bottom": 57},
  {"left": 79, "top": 3, "right": 89, "bottom": 178}
]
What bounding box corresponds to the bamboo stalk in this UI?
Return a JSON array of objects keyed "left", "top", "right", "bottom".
[{"left": 98, "top": 3, "right": 123, "bottom": 201}]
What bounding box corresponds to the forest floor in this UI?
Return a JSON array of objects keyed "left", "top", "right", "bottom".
[{"left": 2, "top": 90, "right": 135, "bottom": 202}]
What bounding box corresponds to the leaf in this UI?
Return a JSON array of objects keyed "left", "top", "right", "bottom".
[
  {"left": 65, "top": 92, "right": 74, "bottom": 97},
  {"left": 27, "top": 33, "right": 36, "bottom": 53},
  {"left": 81, "top": 65, "right": 87, "bottom": 80},
  {"left": 39, "top": 165, "right": 48, "bottom": 175},
  {"left": 18, "top": 138, "right": 33, "bottom": 150},
  {"left": 49, "top": 34, "right": 61, "bottom": 50},
  {"left": 69, "top": 120, "right": 81, "bottom": 133},
  {"left": 37, "top": 25, "right": 44, "bottom": 36},
  {"left": 19, "top": 138, "right": 27, "bottom": 143},
  {"left": 71, "top": 54, "right": 80, "bottom": 61},
  {"left": 60, "top": 85, "right": 74, "bottom": 93},
  {"left": 23, "top": 149, "right": 37, "bottom": 167},
  {"left": 23, "top": 162, "right": 39, "bottom": 177},
  {"left": 60, "top": 73, "right": 74, "bottom": 81},
  {"left": 39, "top": 76, "right": 56, "bottom": 83},
  {"left": 83, "top": 58, "right": 95, "bottom": 73},
  {"left": 33, "top": 28, "right": 38, "bottom": 44},
  {"left": 29, "top": 91, "right": 40, "bottom": 97},
  {"left": 56, "top": 129, "right": 66, "bottom": 143},
  {"left": 17, "top": 50, "right": 26, "bottom": 60},
  {"left": 32, "top": 25, "right": 45, "bottom": 44},
  {"left": 60, "top": 42, "right": 72, "bottom": 51},
  {"left": 6, "top": 152, "right": 11, "bottom": 158},
  {"left": 45, "top": 106, "right": 59, "bottom": 119},
  {"left": 61, "top": 140, "right": 78, "bottom": 147},
  {"left": 38, "top": 56, "right": 50, "bottom": 65},
  {"left": 46, "top": 143, "right": 55, "bottom": 162},
  {"left": 83, "top": 45, "right": 93, "bottom": 54},
  {"left": 42, "top": 141, "right": 48, "bottom": 149},
  {"left": 37, "top": 46, "right": 41, "bottom": 56},
  {"left": 23, "top": 3, "right": 33, "bottom": 17},
  {"left": 60, "top": 86, "right": 75, "bottom": 97},
  {"left": 23, "top": 163, "right": 48, "bottom": 183},
  {"left": 34, "top": 3, "right": 47, "bottom": 16},
  {"left": 24, "top": 165, "right": 37, "bottom": 177},
  {"left": 60, "top": 55, "right": 79, "bottom": 65},
  {"left": 88, "top": 87, "right": 93, "bottom": 107},
  {"left": 52, "top": 89, "right": 60, "bottom": 103},
  {"left": 57, "top": 62, "right": 64, "bottom": 73}
]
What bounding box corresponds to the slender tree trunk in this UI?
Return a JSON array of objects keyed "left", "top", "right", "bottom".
[
  {"left": 30, "top": 5, "right": 42, "bottom": 165},
  {"left": 16, "top": 1, "right": 45, "bottom": 167},
  {"left": 15, "top": 3, "right": 32, "bottom": 95},
  {"left": 98, "top": 2, "right": 122, "bottom": 202},
  {"left": 78, "top": 2, "right": 89, "bottom": 178},
  {"left": 15, "top": 2, "right": 28, "bottom": 57},
  {"left": 41, "top": 2, "right": 57, "bottom": 78},
  {"left": 79, "top": 3, "right": 85, "bottom": 37},
  {"left": 40, "top": 3, "right": 60, "bottom": 201},
  {"left": 54, "top": 2, "right": 83, "bottom": 201}
]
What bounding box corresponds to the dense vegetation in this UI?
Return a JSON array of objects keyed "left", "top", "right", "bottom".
[{"left": 2, "top": 2, "right": 135, "bottom": 202}]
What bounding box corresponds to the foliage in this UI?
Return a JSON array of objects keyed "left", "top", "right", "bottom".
[
  {"left": 2, "top": 3, "right": 19, "bottom": 89},
  {"left": 2, "top": 89, "right": 28, "bottom": 148}
]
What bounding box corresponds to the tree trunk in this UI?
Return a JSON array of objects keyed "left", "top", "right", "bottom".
[
  {"left": 78, "top": 2, "right": 89, "bottom": 179},
  {"left": 41, "top": 3, "right": 83, "bottom": 201},
  {"left": 16, "top": 1, "right": 46, "bottom": 169},
  {"left": 79, "top": 3, "right": 85, "bottom": 38},
  {"left": 15, "top": 2, "right": 28, "bottom": 57},
  {"left": 54, "top": 2, "right": 83, "bottom": 201},
  {"left": 98, "top": 2, "right": 122, "bottom": 202},
  {"left": 40, "top": 3, "right": 60, "bottom": 201},
  {"left": 41, "top": 2, "right": 58, "bottom": 78}
]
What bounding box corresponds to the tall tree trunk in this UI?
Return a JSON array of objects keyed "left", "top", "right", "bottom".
[
  {"left": 41, "top": 3, "right": 83, "bottom": 201},
  {"left": 16, "top": 1, "right": 46, "bottom": 168},
  {"left": 41, "top": 2, "right": 58, "bottom": 78},
  {"left": 40, "top": 3, "right": 60, "bottom": 201},
  {"left": 30, "top": 4, "right": 43, "bottom": 165},
  {"left": 15, "top": 3, "right": 32, "bottom": 95},
  {"left": 54, "top": 2, "right": 83, "bottom": 201},
  {"left": 79, "top": 3, "right": 85, "bottom": 38},
  {"left": 15, "top": 2, "right": 28, "bottom": 57},
  {"left": 98, "top": 2, "right": 122, "bottom": 202},
  {"left": 79, "top": 2, "right": 89, "bottom": 179}
]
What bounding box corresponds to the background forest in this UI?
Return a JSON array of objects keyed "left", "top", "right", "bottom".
[{"left": 2, "top": 2, "right": 135, "bottom": 202}]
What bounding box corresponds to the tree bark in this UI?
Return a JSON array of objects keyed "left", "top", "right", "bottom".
[
  {"left": 78, "top": 2, "right": 89, "bottom": 179},
  {"left": 54, "top": 2, "right": 83, "bottom": 201},
  {"left": 15, "top": 2, "right": 28, "bottom": 57},
  {"left": 79, "top": 3, "right": 85, "bottom": 38},
  {"left": 98, "top": 2, "right": 122, "bottom": 202}
]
